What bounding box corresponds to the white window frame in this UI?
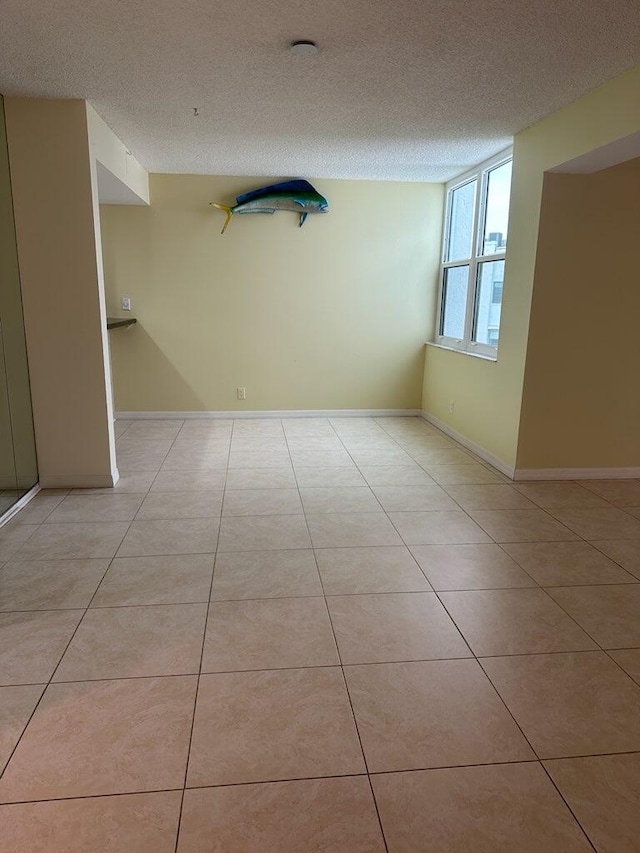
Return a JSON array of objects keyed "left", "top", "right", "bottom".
[{"left": 435, "top": 147, "right": 512, "bottom": 358}]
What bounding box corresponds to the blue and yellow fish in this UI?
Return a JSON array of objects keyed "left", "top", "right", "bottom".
[{"left": 211, "top": 179, "right": 328, "bottom": 234}]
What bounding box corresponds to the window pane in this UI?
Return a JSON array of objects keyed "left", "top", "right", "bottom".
[
  {"left": 481, "top": 160, "right": 512, "bottom": 255},
  {"left": 441, "top": 265, "right": 469, "bottom": 339},
  {"left": 473, "top": 260, "right": 504, "bottom": 347},
  {"left": 446, "top": 180, "right": 476, "bottom": 262}
]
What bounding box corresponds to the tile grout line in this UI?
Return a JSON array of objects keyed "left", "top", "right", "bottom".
[
  {"left": 371, "top": 421, "right": 640, "bottom": 692},
  {"left": 476, "top": 656, "right": 599, "bottom": 852},
  {"left": 372, "top": 418, "right": 601, "bottom": 852},
  {"left": 7, "top": 642, "right": 640, "bottom": 691},
  {"left": 1, "top": 422, "right": 188, "bottom": 788},
  {"left": 4, "top": 751, "right": 640, "bottom": 807},
  {"left": 1, "top": 415, "right": 639, "bottom": 844},
  {"left": 295, "top": 417, "right": 391, "bottom": 853},
  {"left": 489, "top": 507, "right": 640, "bottom": 686},
  {"left": 172, "top": 418, "right": 230, "bottom": 853}
]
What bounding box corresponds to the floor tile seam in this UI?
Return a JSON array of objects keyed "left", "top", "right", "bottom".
[
  {"left": 209, "top": 592, "right": 329, "bottom": 605},
  {"left": 41, "top": 516, "right": 151, "bottom": 525},
  {"left": 95, "top": 597, "right": 213, "bottom": 610},
  {"left": 173, "top": 420, "right": 231, "bottom": 853},
  {"left": 181, "top": 753, "right": 638, "bottom": 789},
  {"left": 1, "top": 425, "right": 181, "bottom": 788},
  {"left": 587, "top": 540, "right": 640, "bottom": 578},
  {"left": 473, "top": 655, "right": 543, "bottom": 762},
  {"left": 534, "top": 584, "right": 632, "bottom": 668},
  {"left": 309, "top": 503, "right": 390, "bottom": 850},
  {"left": 587, "top": 642, "right": 640, "bottom": 689},
  {"left": 132, "top": 513, "right": 224, "bottom": 522},
  {"left": 0, "top": 524, "right": 43, "bottom": 560},
  {"left": 5, "top": 647, "right": 634, "bottom": 691},
  {"left": 608, "top": 659, "right": 640, "bottom": 688},
  {"left": 7, "top": 430, "right": 624, "bottom": 816},
  {"left": 426, "top": 586, "right": 480, "bottom": 662},
  {"left": 365, "top": 773, "right": 390, "bottom": 852},
  {"left": 51, "top": 600, "right": 213, "bottom": 613},
  {"left": 318, "top": 583, "right": 560, "bottom": 595},
  {"left": 115, "top": 421, "right": 134, "bottom": 441},
  {"left": 404, "top": 496, "right": 545, "bottom": 767},
  {"left": 2, "top": 672, "right": 200, "bottom": 688},
  {"left": 288, "top": 422, "right": 383, "bottom": 843},
  {"left": 577, "top": 479, "right": 640, "bottom": 500},
  {"left": 322, "top": 433, "right": 391, "bottom": 514},
  {"left": 20, "top": 492, "right": 68, "bottom": 525},
  {"left": 4, "top": 746, "right": 640, "bottom": 808},
  {"left": 382, "top": 497, "right": 499, "bottom": 549},
  {"left": 282, "top": 427, "right": 340, "bottom": 668},
  {"left": 0, "top": 550, "right": 118, "bottom": 784},
  {"left": 412, "top": 434, "right": 492, "bottom": 475},
  {"left": 1, "top": 603, "right": 210, "bottom": 615},
  {"left": 470, "top": 534, "right": 640, "bottom": 592},
  {"left": 344, "top": 432, "right": 503, "bottom": 548},
  {"left": 0, "top": 773, "right": 386, "bottom": 807},
  {"left": 537, "top": 760, "right": 599, "bottom": 852},
  {"left": 540, "top": 579, "right": 640, "bottom": 591},
  {"left": 222, "top": 509, "right": 305, "bottom": 518},
  {"left": 313, "top": 431, "right": 451, "bottom": 559},
  {"left": 216, "top": 544, "right": 415, "bottom": 554},
  {"left": 540, "top": 748, "right": 640, "bottom": 764},
  {"left": 492, "top": 539, "right": 595, "bottom": 589},
  {"left": 469, "top": 498, "right": 591, "bottom": 543}
]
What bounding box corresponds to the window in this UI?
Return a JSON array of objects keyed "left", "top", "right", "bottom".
[{"left": 436, "top": 150, "right": 512, "bottom": 357}]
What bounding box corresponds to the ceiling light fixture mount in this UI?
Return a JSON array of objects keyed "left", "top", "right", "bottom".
[{"left": 290, "top": 40, "right": 318, "bottom": 56}]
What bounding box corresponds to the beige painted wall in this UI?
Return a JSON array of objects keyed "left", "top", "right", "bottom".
[
  {"left": 0, "top": 96, "right": 37, "bottom": 492},
  {"left": 101, "top": 174, "right": 443, "bottom": 412},
  {"left": 422, "top": 64, "right": 640, "bottom": 470},
  {"left": 87, "top": 104, "right": 149, "bottom": 203},
  {"left": 516, "top": 159, "right": 640, "bottom": 469},
  {"left": 5, "top": 98, "right": 116, "bottom": 487}
]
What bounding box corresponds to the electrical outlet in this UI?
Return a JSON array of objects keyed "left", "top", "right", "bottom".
[
  {"left": 448, "top": 400, "right": 455, "bottom": 414},
  {"left": 121, "top": 297, "right": 131, "bottom": 311},
  {"left": 237, "top": 387, "right": 246, "bottom": 400}
]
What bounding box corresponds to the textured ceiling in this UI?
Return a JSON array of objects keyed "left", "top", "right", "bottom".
[{"left": 1, "top": 1, "right": 639, "bottom": 182}]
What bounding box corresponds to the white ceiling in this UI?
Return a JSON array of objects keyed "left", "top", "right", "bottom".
[{"left": 1, "top": 0, "right": 639, "bottom": 182}]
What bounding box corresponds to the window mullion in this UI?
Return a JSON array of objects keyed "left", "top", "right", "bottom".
[{"left": 463, "top": 169, "right": 484, "bottom": 348}]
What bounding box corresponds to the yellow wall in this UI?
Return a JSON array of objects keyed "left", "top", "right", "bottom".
[
  {"left": 516, "top": 158, "right": 640, "bottom": 470},
  {"left": 422, "top": 64, "right": 640, "bottom": 471},
  {"left": 101, "top": 174, "right": 443, "bottom": 413},
  {"left": 0, "top": 96, "right": 37, "bottom": 492},
  {"left": 5, "top": 98, "right": 117, "bottom": 488}
]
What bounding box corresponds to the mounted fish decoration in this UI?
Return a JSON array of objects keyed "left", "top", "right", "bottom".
[{"left": 211, "top": 179, "right": 328, "bottom": 234}]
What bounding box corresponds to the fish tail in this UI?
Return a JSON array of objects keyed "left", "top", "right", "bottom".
[{"left": 210, "top": 202, "right": 233, "bottom": 234}]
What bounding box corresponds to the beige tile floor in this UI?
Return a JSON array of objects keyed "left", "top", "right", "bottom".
[{"left": 0, "top": 415, "right": 639, "bottom": 851}]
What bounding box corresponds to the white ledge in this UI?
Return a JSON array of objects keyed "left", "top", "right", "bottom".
[{"left": 425, "top": 341, "right": 497, "bottom": 362}]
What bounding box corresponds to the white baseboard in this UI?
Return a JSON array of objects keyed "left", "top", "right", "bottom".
[
  {"left": 421, "top": 411, "right": 516, "bottom": 479},
  {"left": 421, "top": 411, "right": 640, "bottom": 481},
  {"left": 39, "top": 469, "right": 120, "bottom": 489},
  {"left": 116, "top": 409, "right": 423, "bottom": 420},
  {"left": 0, "top": 483, "right": 41, "bottom": 529},
  {"left": 513, "top": 467, "right": 640, "bottom": 481}
]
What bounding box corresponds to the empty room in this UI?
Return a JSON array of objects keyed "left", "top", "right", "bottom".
[{"left": 0, "top": 1, "right": 639, "bottom": 850}]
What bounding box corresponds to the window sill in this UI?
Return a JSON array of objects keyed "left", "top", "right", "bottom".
[{"left": 425, "top": 341, "right": 497, "bottom": 362}]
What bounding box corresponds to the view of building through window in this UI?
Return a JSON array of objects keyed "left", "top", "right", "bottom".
[{"left": 437, "top": 153, "right": 512, "bottom": 354}]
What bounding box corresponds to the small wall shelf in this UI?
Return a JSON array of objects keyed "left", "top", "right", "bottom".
[{"left": 107, "top": 317, "right": 137, "bottom": 330}]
